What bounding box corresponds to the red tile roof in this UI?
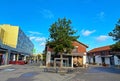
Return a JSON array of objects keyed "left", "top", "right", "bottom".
[
  {"left": 88, "top": 45, "right": 111, "bottom": 53},
  {"left": 47, "top": 41, "right": 88, "bottom": 53}
]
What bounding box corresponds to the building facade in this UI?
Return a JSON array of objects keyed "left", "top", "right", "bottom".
[
  {"left": 88, "top": 45, "right": 120, "bottom": 66},
  {"left": 0, "top": 24, "right": 34, "bottom": 65},
  {"left": 45, "top": 41, "right": 88, "bottom": 68}
]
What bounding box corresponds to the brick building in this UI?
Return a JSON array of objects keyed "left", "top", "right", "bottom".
[{"left": 45, "top": 41, "right": 88, "bottom": 67}]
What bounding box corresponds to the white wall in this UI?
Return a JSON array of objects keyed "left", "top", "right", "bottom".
[
  {"left": 13, "top": 55, "right": 16, "bottom": 61},
  {"left": 95, "top": 55, "right": 102, "bottom": 65},
  {"left": 90, "top": 57, "right": 93, "bottom": 63},
  {"left": 105, "top": 58, "right": 110, "bottom": 64},
  {"left": 83, "top": 56, "right": 86, "bottom": 64},
  {"left": 95, "top": 56, "right": 110, "bottom": 65},
  {"left": 46, "top": 51, "right": 51, "bottom": 65},
  {"left": 86, "top": 56, "right": 89, "bottom": 63},
  {"left": 114, "top": 56, "right": 119, "bottom": 65},
  {"left": 83, "top": 53, "right": 87, "bottom": 64}
]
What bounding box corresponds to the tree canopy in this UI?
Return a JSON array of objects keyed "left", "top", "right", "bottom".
[
  {"left": 109, "top": 19, "right": 120, "bottom": 51},
  {"left": 47, "top": 18, "right": 79, "bottom": 54},
  {"left": 110, "top": 42, "right": 120, "bottom": 51},
  {"left": 109, "top": 19, "right": 120, "bottom": 42}
]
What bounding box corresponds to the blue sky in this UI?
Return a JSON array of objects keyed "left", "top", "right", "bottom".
[{"left": 0, "top": 0, "right": 120, "bottom": 53}]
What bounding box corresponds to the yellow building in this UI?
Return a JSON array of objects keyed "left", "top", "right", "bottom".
[
  {"left": 0, "top": 24, "right": 34, "bottom": 65},
  {"left": 0, "top": 27, "right": 5, "bottom": 43},
  {"left": 0, "top": 24, "right": 19, "bottom": 48}
]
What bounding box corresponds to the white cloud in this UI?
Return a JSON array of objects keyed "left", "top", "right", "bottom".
[
  {"left": 28, "top": 31, "right": 42, "bottom": 35},
  {"left": 29, "top": 36, "right": 36, "bottom": 40},
  {"left": 28, "top": 31, "right": 46, "bottom": 53},
  {"left": 40, "top": 9, "right": 54, "bottom": 19},
  {"left": 96, "top": 35, "right": 110, "bottom": 42},
  {"left": 35, "top": 37, "right": 46, "bottom": 42},
  {"left": 29, "top": 36, "right": 46, "bottom": 48},
  {"left": 81, "top": 29, "right": 96, "bottom": 36},
  {"left": 29, "top": 36, "right": 46, "bottom": 42},
  {"left": 97, "top": 11, "right": 105, "bottom": 21},
  {"left": 28, "top": 31, "right": 46, "bottom": 42},
  {"left": 40, "top": 42, "right": 46, "bottom": 46}
]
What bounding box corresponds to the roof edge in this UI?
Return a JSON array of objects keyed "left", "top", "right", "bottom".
[{"left": 75, "top": 40, "right": 89, "bottom": 48}]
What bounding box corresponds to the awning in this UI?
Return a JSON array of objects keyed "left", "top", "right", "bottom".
[
  {"left": 100, "top": 55, "right": 113, "bottom": 58},
  {"left": 0, "top": 48, "right": 7, "bottom": 53},
  {"left": 52, "top": 52, "right": 86, "bottom": 56},
  {"left": 62, "top": 53, "right": 85, "bottom": 56}
]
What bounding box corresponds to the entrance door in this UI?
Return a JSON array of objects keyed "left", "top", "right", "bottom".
[
  {"left": 93, "top": 56, "right": 96, "bottom": 63},
  {"left": 101, "top": 57, "right": 105, "bottom": 64},
  {"left": 110, "top": 56, "right": 114, "bottom": 65},
  {"left": 0, "top": 55, "right": 2, "bottom": 65}
]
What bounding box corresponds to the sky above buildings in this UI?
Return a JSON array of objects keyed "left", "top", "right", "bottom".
[{"left": 0, "top": 0, "right": 120, "bottom": 53}]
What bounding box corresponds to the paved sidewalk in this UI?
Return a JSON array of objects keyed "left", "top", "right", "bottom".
[
  {"left": 0, "top": 64, "right": 120, "bottom": 81},
  {"left": 67, "top": 66, "right": 120, "bottom": 81},
  {"left": 0, "top": 65, "right": 74, "bottom": 81}
]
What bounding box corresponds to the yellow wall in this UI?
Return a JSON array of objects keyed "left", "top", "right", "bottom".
[
  {"left": 0, "top": 24, "right": 19, "bottom": 48},
  {"left": 0, "top": 27, "right": 5, "bottom": 43}
]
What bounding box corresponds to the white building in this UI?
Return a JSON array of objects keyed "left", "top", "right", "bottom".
[{"left": 88, "top": 45, "right": 120, "bottom": 66}]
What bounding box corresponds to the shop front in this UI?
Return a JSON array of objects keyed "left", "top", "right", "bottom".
[{"left": 0, "top": 48, "right": 7, "bottom": 66}]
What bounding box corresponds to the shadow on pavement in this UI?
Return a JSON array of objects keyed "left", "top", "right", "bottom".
[
  {"left": 87, "top": 67, "right": 120, "bottom": 74},
  {"left": 6, "top": 78, "right": 34, "bottom": 81},
  {"left": 6, "top": 72, "right": 39, "bottom": 81},
  {"left": 20, "top": 72, "right": 39, "bottom": 77}
]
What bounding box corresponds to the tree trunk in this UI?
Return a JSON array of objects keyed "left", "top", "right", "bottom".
[{"left": 60, "top": 54, "right": 63, "bottom": 68}]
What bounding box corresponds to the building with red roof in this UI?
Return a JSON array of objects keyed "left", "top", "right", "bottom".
[
  {"left": 45, "top": 41, "right": 88, "bottom": 67},
  {"left": 88, "top": 45, "right": 120, "bottom": 66}
]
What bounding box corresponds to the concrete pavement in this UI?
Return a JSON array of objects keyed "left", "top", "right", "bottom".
[
  {"left": 0, "top": 64, "right": 120, "bottom": 81},
  {"left": 67, "top": 66, "right": 120, "bottom": 81},
  {"left": 0, "top": 64, "right": 74, "bottom": 81}
]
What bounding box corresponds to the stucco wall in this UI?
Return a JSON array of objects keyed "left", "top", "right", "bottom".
[
  {"left": 114, "top": 56, "right": 119, "bottom": 65},
  {"left": 46, "top": 51, "right": 51, "bottom": 66},
  {"left": 95, "top": 55, "right": 101, "bottom": 64},
  {"left": 105, "top": 58, "right": 110, "bottom": 64}
]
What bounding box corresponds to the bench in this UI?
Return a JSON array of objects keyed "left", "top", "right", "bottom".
[
  {"left": 44, "top": 67, "right": 58, "bottom": 73},
  {"left": 44, "top": 68, "right": 75, "bottom": 74},
  {"left": 67, "top": 69, "right": 74, "bottom": 73}
]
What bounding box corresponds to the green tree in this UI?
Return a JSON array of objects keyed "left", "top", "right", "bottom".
[
  {"left": 110, "top": 42, "right": 120, "bottom": 51},
  {"left": 109, "top": 19, "right": 120, "bottom": 51},
  {"left": 47, "top": 18, "right": 79, "bottom": 68},
  {"left": 32, "top": 48, "right": 36, "bottom": 54}
]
